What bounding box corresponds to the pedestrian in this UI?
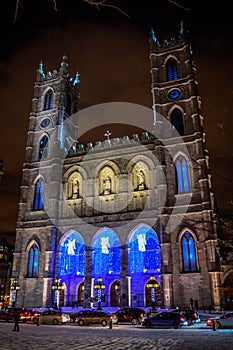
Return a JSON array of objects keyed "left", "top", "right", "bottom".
[
  {"left": 194, "top": 299, "right": 198, "bottom": 311},
  {"left": 189, "top": 298, "right": 194, "bottom": 310},
  {"left": 12, "top": 310, "right": 21, "bottom": 332}
]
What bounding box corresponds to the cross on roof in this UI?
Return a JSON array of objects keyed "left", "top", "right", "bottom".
[{"left": 104, "top": 130, "right": 111, "bottom": 141}]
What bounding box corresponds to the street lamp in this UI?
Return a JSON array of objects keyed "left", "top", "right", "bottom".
[
  {"left": 94, "top": 277, "right": 105, "bottom": 310},
  {"left": 52, "top": 278, "right": 64, "bottom": 309},
  {"left": 147, "top": 276, "right": 159, "bottom": 311},
  {"left": 10, "top": 279, "right": 20, "bottom": 307}
]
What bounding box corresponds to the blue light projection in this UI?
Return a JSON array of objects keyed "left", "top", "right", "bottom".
[
  {"left": 128, "top": 225, "right": 160, "bottom": 274},
  {"left": 33, "top": 178, "right": 44, "bottom": 210},
  {"left": 182, "top": 232, "right": 197, "bottom": 272},
  {"left": 92, "top": 228, "right": 120, "bottom": 276},
  {"left": 166, "top": 58, "right": 178, "bottom": 81},
  {"left": 58, "top": 231, "right": 85, "bottom": 276},
  {"left": 27, "top": 243, "right": 39, "bottom": 277},
  {"left": 175, "top": 157, "right": 190, "bottom": 193}
]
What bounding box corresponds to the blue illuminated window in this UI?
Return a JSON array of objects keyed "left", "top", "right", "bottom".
[
  {"left": 128, "top": 226, "right": 160, "bottom": 274},
  {"left": 27, "top": 243, "right": 39, "bottom": 277},
  {"left": 33, "top": 178, "right": 44, "bottom": 210},
  {"left": 58, "top": 232, "right": 85, "bottom": 276},
  {"left": 38, "top": 135, "right": 48, "bottom": 160},
  {"left": 175, "top": 157, "right": 190, "bottom": 193},
  {"left": 166, "top": 58, "right": 178, "bottom": 81},
  {"left": 44, "top": 90, "right": 53, "bottom": 110},
  {"left": 181, "top": 232, "right": 197, "bottom": 272},
  {"left": 168, "top": 89, "right": 181, "bottom": 100},
  {"left": 92, "top": 228, "right": 120, "bottom": 276},
  {"left": 171, "top": 108, "right": 184, "bottom": 136}
]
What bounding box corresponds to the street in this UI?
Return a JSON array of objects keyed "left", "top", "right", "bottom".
[{"left": 0, "top": 321, "right": 233, "bottom": 350}]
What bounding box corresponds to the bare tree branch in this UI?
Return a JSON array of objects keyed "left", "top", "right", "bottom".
[
  {"left": 13, "top": 0, "right": 128, "bottom": 22},
  {"left": 168, "top": 0, "right": 190, "bottom": 11}
]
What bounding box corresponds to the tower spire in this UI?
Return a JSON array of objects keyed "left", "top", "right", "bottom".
[
  {"left": 60, "top": 54, "right": 69, "bottom": 74},
  {"left": 150, "top": 27, "right": 157, "bottom": 43},
  {"left": 180, "top": 19, "right": 184, "bottom": 35}
]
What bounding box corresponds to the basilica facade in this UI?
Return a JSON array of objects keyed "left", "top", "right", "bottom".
[{"left": 11, "top": 30, "right": 223, "bottom": 310}]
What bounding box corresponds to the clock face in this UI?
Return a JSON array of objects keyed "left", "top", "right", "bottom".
[
  {"left": 40, "top": 118, "right": 50, "bottom": 128},
  {"left": 168, "top": 89, "right": 181, "bottom": 100}
]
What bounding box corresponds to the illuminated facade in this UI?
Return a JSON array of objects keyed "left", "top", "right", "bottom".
[{"left": 12, "top": 30, "right": 224, "bottom": 310}]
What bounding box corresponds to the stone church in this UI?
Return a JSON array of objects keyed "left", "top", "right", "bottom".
[{"left": 11, "top": 28, "right": 224, "bottom": 311}]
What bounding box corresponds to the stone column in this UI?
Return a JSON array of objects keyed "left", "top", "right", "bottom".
[
  {"left": 83, "top": 246, "right": 92, "bottom": 308},
  {"left": 120, "top": 245, "right": 129, "bottom": 306}
]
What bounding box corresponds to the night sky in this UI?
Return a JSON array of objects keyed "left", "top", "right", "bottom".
[{"left": 0, "top": 0, "right": 232, "bottom": 244}]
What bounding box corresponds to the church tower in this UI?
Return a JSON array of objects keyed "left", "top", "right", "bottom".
[
  {"left": 12, "top": 57, "right": 80, "bottom": 307},
  {"left": 149, "top": 26, "right": 222, "bottom": 308}
]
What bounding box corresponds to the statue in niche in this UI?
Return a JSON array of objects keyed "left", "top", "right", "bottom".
[
  {"left": 137, "top": 169, "right": 146, "bottom": 190},
  {"left": 103, "top": 176, "right": 112, "bottom": 195},
  {"left": 68, "top": 176, "right": 79, "bottom": 199}
]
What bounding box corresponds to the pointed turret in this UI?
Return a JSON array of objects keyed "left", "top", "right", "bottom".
[{"left": 60, "top": 54, "right": 69, "bottom": 75}]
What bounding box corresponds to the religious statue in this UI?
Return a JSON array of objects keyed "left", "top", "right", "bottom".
[
  {"left": 103, "top": 176, "right": 111, "bottom": 195},
  {"left": 67, "top": 238, "right": 76, "bottom": 255},
  {"left": 101, "top": 236, "right": 110, "bottom": 254},
  {"left": 137, "top": 169, "right": 146, "bottom": 190},
  {"left": 72, "top": 178, "right": 79, "bottom": 199},
  {"left": 137, "top": 233, "right": 146, "bottom": 252}
]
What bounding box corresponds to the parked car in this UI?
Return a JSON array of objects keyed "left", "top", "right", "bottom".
[
  {"left": 69, "top": 309, "right": 96, "bottom": 323},
  {"left": 0, "top": 310, "right": 15, "bottom": 322},
  {"left": 171, "top": 309, "right": 200, "bottom": 325},
  {"left": 20, "top": 308, "right": 40, "bottom": 323},
  {"left": 141, "top": 311, "right": 187, "bottom": 328},
  {"left": 36, "top": 310, "right": 70, "bottom": 325},
  {"left": 206, "top": 312, "right": 233, "bottom": 328},
  {"left": 75, "top": 310, "right": 113, "bottom": 327},
  {"left": 112, "top": 307, "right": 146, "bottom": 325}
]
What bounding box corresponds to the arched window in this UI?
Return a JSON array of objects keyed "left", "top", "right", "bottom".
[
  {"left": 58, "top": 231, "right": 85, "bottom": 276},
  {"left": 166, "top": 58, "right": 178, "bottom": 81},
  {"left": 127, "top": 225, "right": 160, "bottom": 274},
  {"left": 44, "top": 90, "right": 53, "bottom": 110},
  {"left": 171, "top": 108, "right": 184, "bottom": 136},
  {"left": 175, "top": 156, "right": 190, "bottom": 193},
  {"left": 38, "top": 135, "right": 48, "bottom": 160},
  {"left": 27, "top": 243, "right": 39, "bottom": 277},
  {"left": 92, "top": 228, "right": 121, "bottom": 276},
  {"left": 181, "top": 232, "right": 197, "bottom": 272},
  {"left": 33, "top": 178, "right": 44, "bottom": 210}
]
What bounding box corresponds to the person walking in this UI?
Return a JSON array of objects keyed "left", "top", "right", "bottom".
[
  {"left": 189, "top": 298, "right": 194, "bottom": 310},
  {"left": 194, "top": 299, "right": 199, "bottom": 311},
  {"left": 12, "top": 310, "right": 21, "bottom": 332}
]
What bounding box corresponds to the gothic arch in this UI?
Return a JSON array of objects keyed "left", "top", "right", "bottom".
[
  {"left": 173, "top": 153, "right": 192, "bottom": 194},
  {"left": 43, "top": 88, "right": 54, "bottom": 111},
  {"left": 58, "top": 230, "right": 86, "bottom": 277},
  {"left": 32, "top": 176, "right": 45, "bottom": 211},
  {"left": 63, "top": 166, "right": 87, "bottom": 200},
  {"left": 178, "top": 228, "right": 199, "bottom": 273},
  {"left": 25, "top": 239, "right": 40, "bottom": 278},
  {"left": 127, "top": 224, "right": 160, "bottom": 274},
  {"left": 67, "top": 172, "right": 82, "bottom": 199},
  {"left": 168, "top": 105, "right": 185, "bottom": 136},
  {"left": 126, "top": 155, "right": 157, "bottom": 191},
  {"left": 165, "top": 56, "right": 179, "bottom": 81},
  {"left": 110, "top": 280, "right": 121, "bottom": 306},
  {"left": 91, "top": 227, "right": 121, "bottom": 277},
  {"left": 38, "top": 133, "right": 49, "bottom": 160},
  {"left": 96, "top": 162, "right": 119, "bottom": 196},
  {"left": 132, "top": 161, "right": 149, "bottom": 191}
]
